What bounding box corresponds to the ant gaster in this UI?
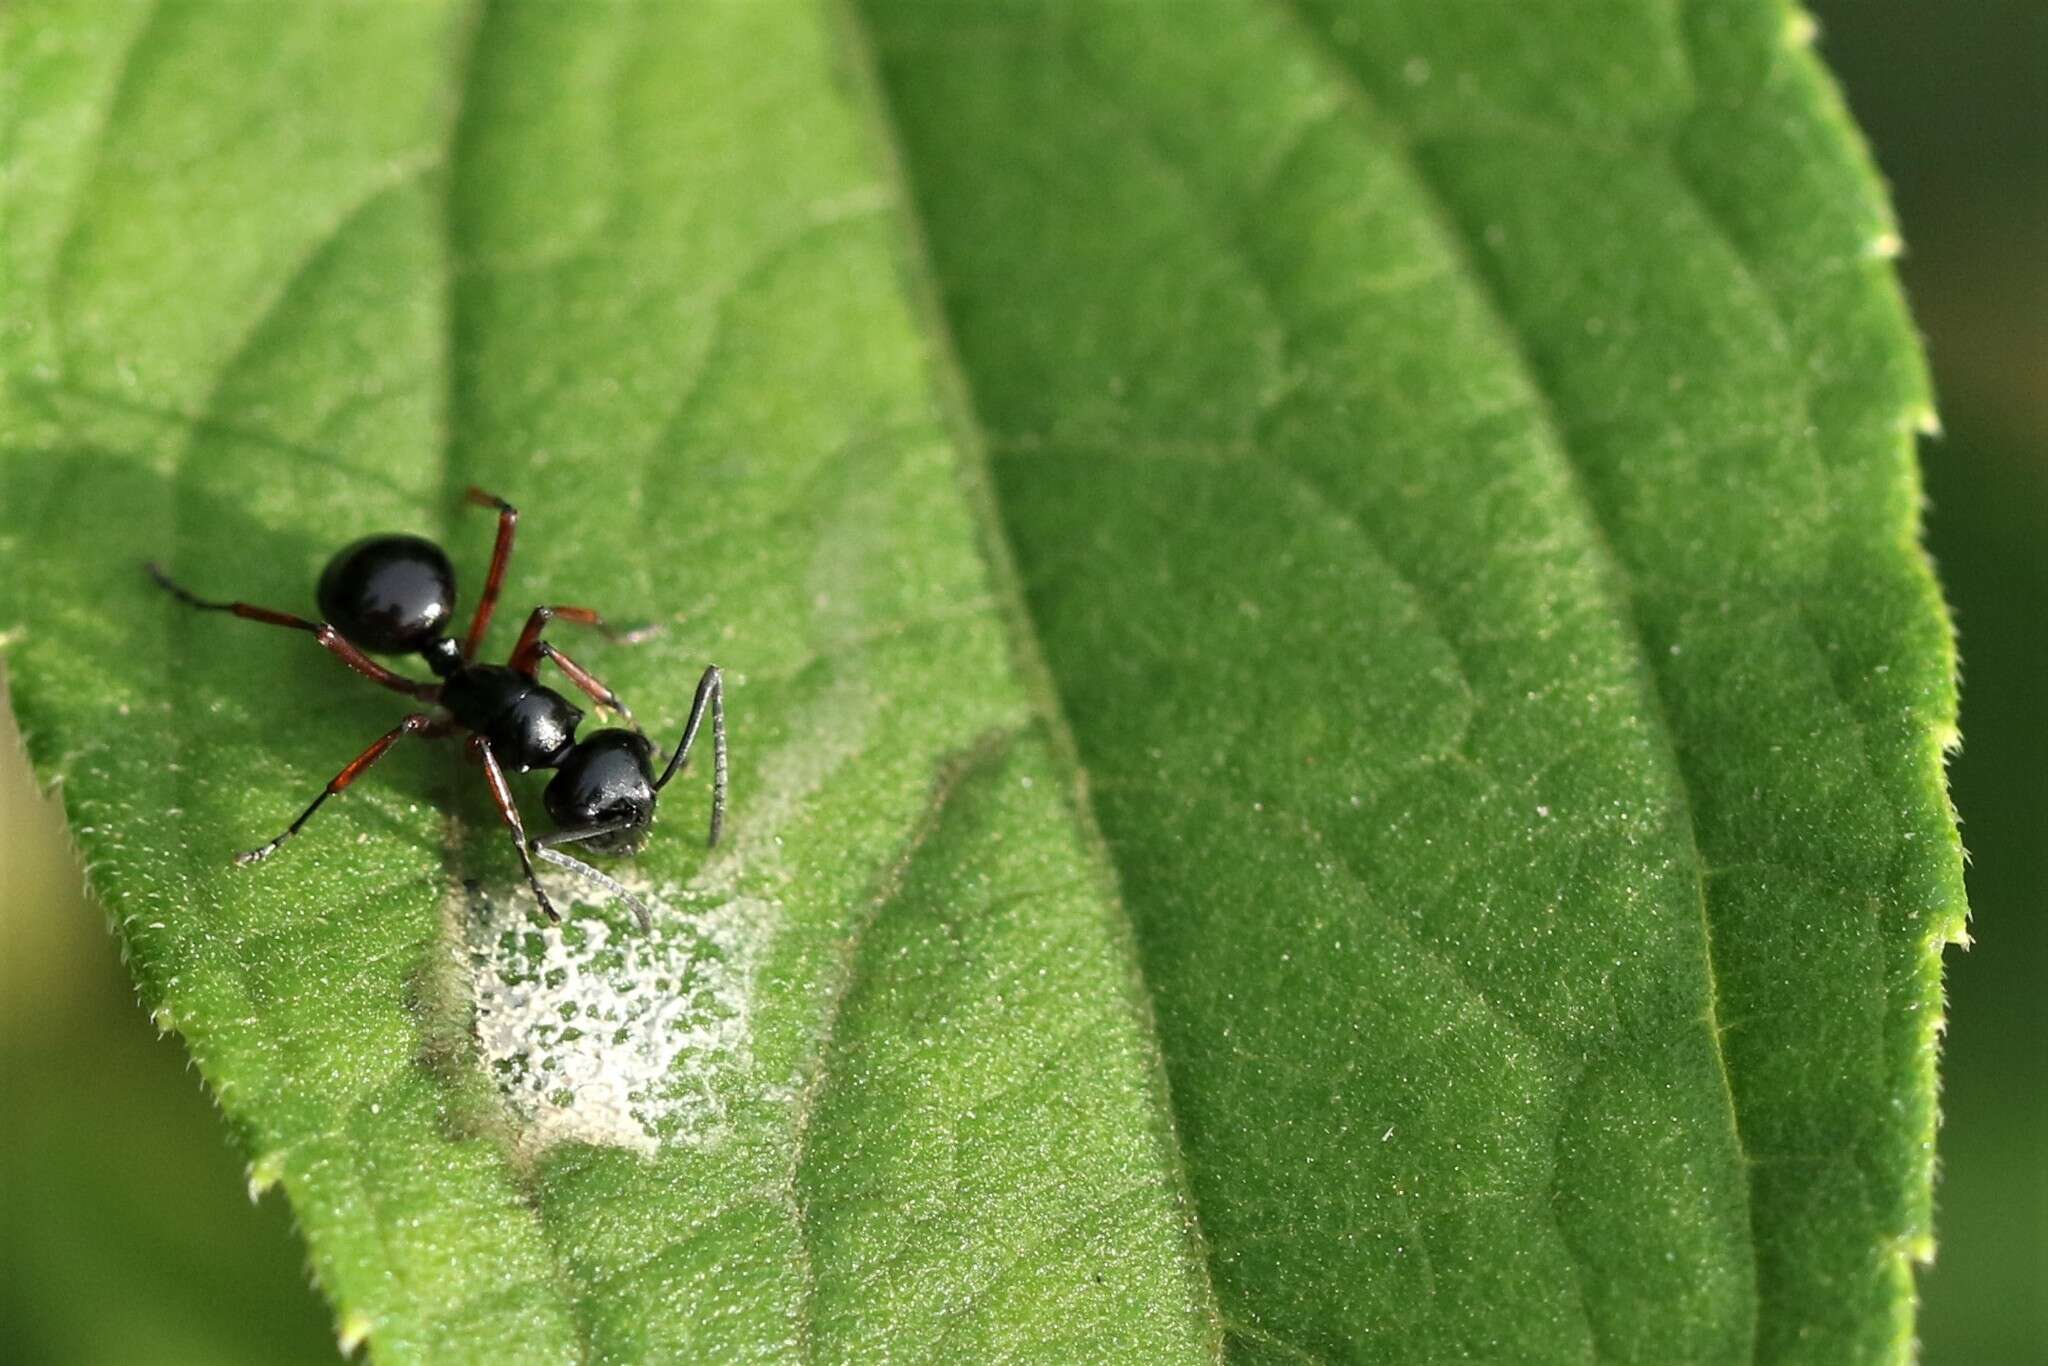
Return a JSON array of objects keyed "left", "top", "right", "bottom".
[{"left": 148, "top": 487, "right": 725, "bottom": 930}]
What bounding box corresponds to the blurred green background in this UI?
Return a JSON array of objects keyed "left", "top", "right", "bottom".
[{"left": 3, "top": 4, "right": 2040, "bottom": 1362}]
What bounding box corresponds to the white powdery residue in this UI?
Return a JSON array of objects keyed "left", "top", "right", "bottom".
[
  {"left": 464, "top": 863, "right": 775, "bottom": 1158},
  {"left": 460, "top": 608, "right": 890, "bottom": 1158}
]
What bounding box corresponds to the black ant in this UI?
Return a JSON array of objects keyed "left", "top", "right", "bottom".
[{"left": 147, "top": 487, "right": 725, "bottom": 929}]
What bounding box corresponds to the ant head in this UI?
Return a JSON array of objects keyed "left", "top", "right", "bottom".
[{"left": 543, "top": 729, "right": 658, "bottom": 854}]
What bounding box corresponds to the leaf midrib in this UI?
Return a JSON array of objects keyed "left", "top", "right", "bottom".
[{"left": 802, "top": 0, "right": 1235, "bottom": 1355}]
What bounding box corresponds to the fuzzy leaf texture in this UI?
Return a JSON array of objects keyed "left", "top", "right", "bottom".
[{"left": 0, "top": 2, "right": 1965, "bottom": 1363}]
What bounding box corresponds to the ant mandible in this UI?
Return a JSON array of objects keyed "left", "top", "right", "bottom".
[{"left": 147, "top": 486, "right": 725, "bottom": 929}]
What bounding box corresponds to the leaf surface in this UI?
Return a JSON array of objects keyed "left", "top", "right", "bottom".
[{"left": 0, "top": 1, "right": 1963, "bottom": 1362}]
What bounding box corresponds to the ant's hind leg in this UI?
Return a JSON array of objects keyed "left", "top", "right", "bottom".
[
  {"left": 146, "top": 564, "right": 437, "bottom": 700},
  {"left": 461, "top": 488, "right": 518, "bottom": 658},
  {"left": 472, "top": 735, "right": 559, "bottom": 924},
  {"left": 237, "top": 713, "right": 442, "bottom": 864}
]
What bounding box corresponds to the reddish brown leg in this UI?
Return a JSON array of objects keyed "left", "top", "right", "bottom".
[
  {"left": 507, "top": 604, "right": 660, "bottom": 668},
  {"left": 504, "top": 605, "right": 639, "bottom": 726},
  {"left": 532, "top": 642, "right": 638, "bottom": 728},
  {"left": 472, "top": 735, "right": 559, "bottom": 923},
  {"left": 508, "top": 604, "right": 605, "bottom": 670},
  {"left": 462, "top": 487, "right": 518, "bottom": 658},
  {"left": 237, "top": 713, "right": 445, "bottom": 864},
  {"left": 148, "top": 563, "right": 438, "bottom": 699}
]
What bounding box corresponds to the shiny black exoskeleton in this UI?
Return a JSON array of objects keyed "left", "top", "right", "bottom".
[
  {"left": 439, "top": 663, "right": 584, "bottom": 772},
  {"left": 316, "top": 534, "right": 458, "bottom": 656},
  {"left": 147, "top": 487, "right": 726, "bottom": 928},
  {"left": 546, "top": 729, "right": 661, "bottom": 854}
]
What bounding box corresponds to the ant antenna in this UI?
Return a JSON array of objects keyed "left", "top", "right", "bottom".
[
  {"left": 530, "top": 844, "right": 655, "bottom": 932},
  {"left": 653, "top": 665, "right": 726, "bottom": 846}
]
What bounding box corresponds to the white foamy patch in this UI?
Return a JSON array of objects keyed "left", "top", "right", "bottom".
[{"left": 461, "top": 863, "right": 773, "bottom": 1158}]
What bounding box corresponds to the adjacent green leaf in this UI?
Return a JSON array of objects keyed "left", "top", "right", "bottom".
[
  {"left": 0, "top": 1, "right": 1963, "bottom": 1362},
  {"left": 855, "top": 2, "right": 1968, "bottom": 1358}
]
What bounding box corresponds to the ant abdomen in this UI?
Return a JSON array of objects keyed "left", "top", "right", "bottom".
[{"left": 316, "top": 534, "right": 456, "bottom": 654}]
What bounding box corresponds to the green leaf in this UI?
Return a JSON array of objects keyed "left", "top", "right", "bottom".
[{"left": 0, "top": 1, "right": 1963, "bottom": 1362}]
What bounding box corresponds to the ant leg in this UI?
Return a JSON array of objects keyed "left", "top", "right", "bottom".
[
  {"left": 653, "top": 665, "right": 726, "bottom": 847},
  {"left": 527, "top": 641, "right": 639, "bottom": 729},
  {"left": 472, "top": 734, "right": 559, "bottom": 923},
  {"left": 237, "top": 713, "right": 443, "bottom": 864},
  {"left": 507, "top": 606, "right": 663, "bottom": 725},
  {"left": 147, "top": 564, "right": 437, "bottom": 700},
  {"left": 461, "top": 487, "right": 518, "bottom": 658},
  {"left": 507, "top": 604, "right": 658, "bottom": 672}
]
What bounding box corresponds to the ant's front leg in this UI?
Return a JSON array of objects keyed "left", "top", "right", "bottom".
[
  {"left": 471, "top": 734, "right": 559, "bottom": 923},
  {"left": 532, "top": 642, "right": 639, "bottom": 729},
  {"left": 508, "top": 604, "right": 661, "bottom": 663},
  {"left": 507, "top": 606, "right": 645, "bottom": 729},
  {"left": 146, "top": 564, "right": 438, "bottom": 700}
]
